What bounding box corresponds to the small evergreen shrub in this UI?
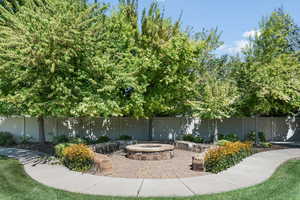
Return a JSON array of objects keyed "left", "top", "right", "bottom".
[
  {"left": 224, "top": 133, "right": 239, "bottom": 142},
  {"left": 119, "top": 135, "right": 132, "bottom": 140},
  {"left": 193, "top": 136, "right": 204, "bottom": 143},
  {"left": 258, "top": 132, "right": 266, "bottom": 142},
  {"left": 69, "top": 137, "right": 87, "bottom": 144},
  {"left": 247, "top": 131, "right": 256, "bottom": 142},
  {"left": 96, "top": 136, "right": 110, "bottom": 143},
  {"left": 0, "top": 132, "right": 15, "bottom": 146},
  {"left": 204, "top": 141, "right": 253, "bottom": 173},
  {"left": 219, "top": 134, "right": 225, "bottom": 140},
  {"left": 53, "top": 135, "right": 87, "bottom": 145},
  {"left": 182, "top": 134, "right": 194, "bottom": 142},
  {"left": 182, "top": 134, "right": 204, "bottom": 143},
  {"left": 53, "top": 135, "right": 70, "bottom": 144},
  {"left": 219, "top": 133, "right": 239, "bottom": 142},
  {"left": 62, "top": 144, "right": 94, "bottom": 172}
]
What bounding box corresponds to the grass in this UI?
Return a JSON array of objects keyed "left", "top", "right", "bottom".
[{"left": 0, "top": 156, "right": 300, "bottom": 200}]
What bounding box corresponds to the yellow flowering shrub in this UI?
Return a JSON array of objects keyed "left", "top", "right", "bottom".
[
  {"left": 63, "top": 144, "right": 94, "bottom": 172},
  {"left": 204, "top": 141, "right": 253, "bottom": 173}
]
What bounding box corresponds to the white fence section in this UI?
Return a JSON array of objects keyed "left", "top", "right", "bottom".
[{"left": 0, "top": 116, "right": 299, "bottom": 142}]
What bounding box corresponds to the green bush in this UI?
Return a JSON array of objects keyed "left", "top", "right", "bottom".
[
  {"left": 182, "top": 134, "right": 194, "bottom": 142},
  {"left": 225, "top": 133, "right": 239, "bottom": 142},
  {"left": 54, "top": 143, "right": 73, "bottom": 159},
  {"left": 69, "top": 137, "right": 87, "bottom": 144},
  {"left": 193, "top": 136, "right": 204, "bottom": 143},
  {"left": 258, "top": 132, "right": 266, "bottom": 142},
  {"left": 96, "top": 136, "right": 110, "bottom": 143},
  {"left": 247, "top": 131, "right": 267, "bottom": 143},
  {"left": 53, "top": 135, "right": 70, "bottom": 144},
  {"left": 182, "top": 134, "right": 204, "bottom": 143},
  {"left": 53, "top": 135, "right": 87, "bottom": 145},
  {"left": 219, "top": 133, "right": 239, "bottom": 142},
  {"left": 247, "top": 131, "right": 256, "bottom": 142},
  {"left": 219, "top": 134, "right": 225, "bottom": 140},
  {"left": 0, "top": 132, "right": 15, "bottom": 146},
  {"left": 119, "top": 135, "right": 132, "bottom": 140}
]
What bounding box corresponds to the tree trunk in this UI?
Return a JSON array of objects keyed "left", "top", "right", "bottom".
[
  {"left": 148, "top": 118, "right": 153, "bottom": 141},
  {"left": 213, "top": 119, "right": 218, "bottom": 143},
  {"left": 37, "top": 116, "right": 46, "bottom": 144}
]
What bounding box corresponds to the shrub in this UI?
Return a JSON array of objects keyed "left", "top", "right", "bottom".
[
  {"left": 247, "top": 131, "right": 256, "bottom": 142},
  {"left": 224, "top": 133, "right": 239, "bottom": 142},
  {"left": 53, "top": 135, "right": 70, "bottom": 144},
  {"left": 62, "top": 144, "right": 94, "bottom": 172},
  {"left": 53, "top": 135, "right": 87, "bottom": 145},
  {"left": 219, "top": 134, "right": 225, "bottom": 140},
  {"left": 81, "top": 136, "right": 97, "bottom": 145},
  {"left": 54, "top": 143, "right": 73, "bottom": 159},
  {"left": 0, "top": 132, "right": 15, "bottom": 146},
  {"left": 69, "top": 137, "right": 87, "bottom": 144},
  {"left": 182, "top": 134, "right": 194, "bottom": 142},
  {"left": 182, "top": 134, "right": 204, "bottom": 143},
  {"left": 119, "top": 135, "right": 132, "bottom": 140},
  {"left": 258, "top": 132, "right": 266, "bottom": 142},
  {"left": 96, "top": 136, "right": 110, "bottom": 143},
  {"left": 217, "top": 140, "right": 230, "bottom": 146},
  {"left": 193, "top": 136, "right": 204, "bottom": 143},
  {"left": 204, "top": 141, "right": 253, "bottom": 173}
]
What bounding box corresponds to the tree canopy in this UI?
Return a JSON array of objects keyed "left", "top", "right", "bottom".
[
  {"left": 236, "top": 9, "right": 300, "bottom": 116},
  {"left": 0, "top": 0, "right": 300, "bottom": 142}
]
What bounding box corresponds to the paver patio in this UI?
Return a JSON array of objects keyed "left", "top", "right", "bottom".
[{"left": 0, "top": 147, "right": 300, "bottom": 197}]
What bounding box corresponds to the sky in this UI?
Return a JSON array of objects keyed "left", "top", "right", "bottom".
[{"left": 88, "top": 0, "right": 300, "bottom": 55}]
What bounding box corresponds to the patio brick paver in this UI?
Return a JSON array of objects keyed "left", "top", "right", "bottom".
[{"left": 0, "top": 147, "right": 300, "bottom": 197}]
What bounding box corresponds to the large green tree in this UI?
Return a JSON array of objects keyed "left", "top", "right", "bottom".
[
  {"left": 236, "top": 9, "right": 300, "bottom": 117},
  {"left": 0, "top": 0, "right": 118, "bottom": 142},
  {"left": 0, "top": 0, "right": 218, "bottom": 142}
]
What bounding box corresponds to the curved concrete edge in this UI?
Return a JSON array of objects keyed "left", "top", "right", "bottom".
[{"left": 1, "top": 147, "right": 300, "bottom": 197}]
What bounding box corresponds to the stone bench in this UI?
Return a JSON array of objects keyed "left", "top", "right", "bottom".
[{"left": 93, "top": 153, "right": 113, "bottom": 176}]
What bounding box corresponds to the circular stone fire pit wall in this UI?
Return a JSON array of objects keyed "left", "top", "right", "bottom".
[{"left": 126, "top": 144, "right": 175, "bottom": 160}]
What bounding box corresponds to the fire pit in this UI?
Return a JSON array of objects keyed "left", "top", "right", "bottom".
[{"left": 126, "top": 143, "right": 175, "bottom": 160}]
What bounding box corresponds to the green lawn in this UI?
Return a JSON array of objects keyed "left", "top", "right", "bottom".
[{"left": 1, "top": 156, "right": 300, "bottom": 200}]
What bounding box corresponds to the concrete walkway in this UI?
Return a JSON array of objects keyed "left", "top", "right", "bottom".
[{"left": 1, "top": 148, "right": 300, "bottom": 197}]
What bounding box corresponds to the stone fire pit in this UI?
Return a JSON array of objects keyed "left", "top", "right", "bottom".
[{"left": 126, "top": 143, "right": 175, "bottom": 160}]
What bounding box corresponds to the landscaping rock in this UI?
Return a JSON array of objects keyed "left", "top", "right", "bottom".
[
  {"left": 93, "top": 153, "right": 113, "bottom": 175},
  {"left": 175, "top": 141, "right": 212, "bottom": 153},
  {"left": 192, "top": 155, "right": 204, "bottom": 171}
]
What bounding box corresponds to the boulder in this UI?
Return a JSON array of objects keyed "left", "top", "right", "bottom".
[
  {"left": 192, "top": 155, "right": 204, "bottom": 171},
  {"left": 93, "top": 153, "right": 113, "bottom": 176}
]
